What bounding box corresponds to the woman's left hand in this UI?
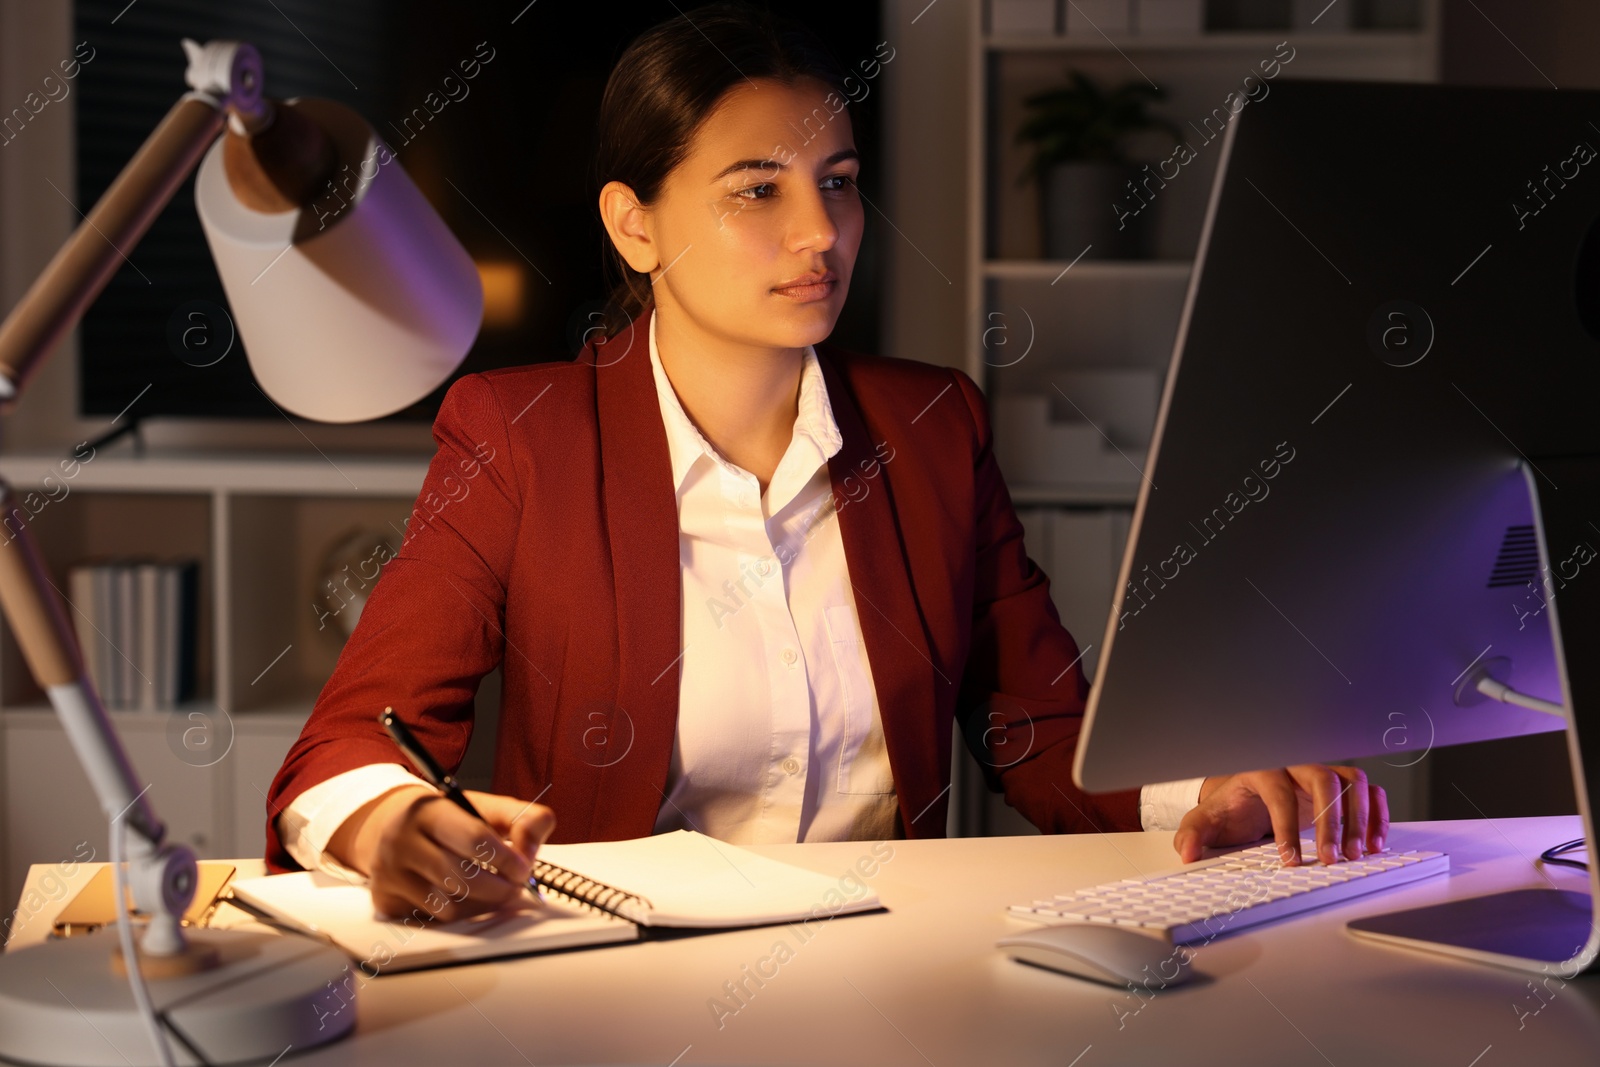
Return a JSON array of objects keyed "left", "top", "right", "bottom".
[{"left": 1172, "top": 765, "right": 1388, "bottom": 865}]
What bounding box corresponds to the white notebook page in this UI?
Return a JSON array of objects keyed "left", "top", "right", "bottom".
[
  {"left": 535, "top": 829, "right": 882, "bottom": 927},
  {"left": 227, "top": 871, "right": 636, "bottom": 972}
]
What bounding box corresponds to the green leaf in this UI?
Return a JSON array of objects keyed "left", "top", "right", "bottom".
[{"left": 1015, "top": 67, "right": 1181, "bottom": 178}]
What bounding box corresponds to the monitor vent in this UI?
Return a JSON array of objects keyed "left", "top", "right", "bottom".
[{"left": 1487, "top": 524, "right": 1541, "bottom": 588}]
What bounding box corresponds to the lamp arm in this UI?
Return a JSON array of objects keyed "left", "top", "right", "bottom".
[
  {"left": 0, "top": 94, "right": 226, "bottom": 401},
  {"left": 0, "top": 40, "right": 273, "bottom": 960},
  {"left": 0, "top": 481, "right": 169, "bottom": 843},
  {"left": 0, "top": 38, "right": 272, "bottom": 403},
  {"left": 0, "top": 481, "right": 204, "bottom": 958}
]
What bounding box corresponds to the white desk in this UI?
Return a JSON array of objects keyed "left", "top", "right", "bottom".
[{"left": 7, "top": 818, "right": 1596, "bottom": 1065}]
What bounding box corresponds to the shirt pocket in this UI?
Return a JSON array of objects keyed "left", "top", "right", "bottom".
[{"left": 824, "top": 604, "right": 896, "bottom": 795}]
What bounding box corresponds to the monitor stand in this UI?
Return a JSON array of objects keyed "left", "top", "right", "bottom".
[{"left": 1346, "top": 458, "right": 1600, "bottom": 976}]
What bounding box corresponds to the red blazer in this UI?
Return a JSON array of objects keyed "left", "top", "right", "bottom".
[{"left": 264, "top": 304, "right": 1141, "bottom": 872}]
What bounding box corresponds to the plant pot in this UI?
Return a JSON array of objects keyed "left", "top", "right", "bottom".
[{"left": 1041, "top": 160, "right": 1155, "bottom": 260}]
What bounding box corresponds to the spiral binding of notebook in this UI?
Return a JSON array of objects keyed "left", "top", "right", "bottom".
[{"left": 534, "top": 859, "right": 655, "bottom": 922}]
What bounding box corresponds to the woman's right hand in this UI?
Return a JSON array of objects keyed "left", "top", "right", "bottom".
[{"left": 326, "top": 784, "right": 557, "bottom": 923}]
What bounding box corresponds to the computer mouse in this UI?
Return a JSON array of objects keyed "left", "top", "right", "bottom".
[{"left": 997, "top": 923, "right": 1197, "bottom": 988}]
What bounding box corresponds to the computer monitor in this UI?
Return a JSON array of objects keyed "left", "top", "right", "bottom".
[{"left": 1074, "top": 78, "right": 1600, "bottom": 975}]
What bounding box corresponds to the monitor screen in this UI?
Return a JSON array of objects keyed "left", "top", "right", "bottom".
[{"left": 1075, "top": 79, "right": 1600, "bottom": 793}]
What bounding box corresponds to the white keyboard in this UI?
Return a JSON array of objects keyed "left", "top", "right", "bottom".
[{"left": 1008, "top": 839, "right": 1448, "bottom": 943}]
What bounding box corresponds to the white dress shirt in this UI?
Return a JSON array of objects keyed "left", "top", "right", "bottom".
[
  {"left": 277, "top": 318, "right": 1202, "bottom": 875},
  {"left": 644, "top": 313, "right": 897, "bottom": 843}
]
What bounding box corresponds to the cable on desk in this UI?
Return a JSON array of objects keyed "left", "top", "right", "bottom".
[{"left": 1539, "top": 837, "right": 1588, "bottom": 872}]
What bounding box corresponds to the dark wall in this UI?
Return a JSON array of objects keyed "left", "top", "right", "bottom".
[
  {"left": 74, "top": 0, "right": 884, "bottom": 421},
  {"left": 1426, "top": 0, "right": 1596, "bottom": 819},
  {"left": 1441, "top": 0, "right": 1600, "bottom": 91}
]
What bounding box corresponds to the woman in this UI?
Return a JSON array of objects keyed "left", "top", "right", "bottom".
[{"left": 266, "top": 2, "right": 1385, "bottom": 922}]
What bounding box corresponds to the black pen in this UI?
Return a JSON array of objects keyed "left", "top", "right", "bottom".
[{"left": 378, "top": 706, "right": 545, "bottom": 900}]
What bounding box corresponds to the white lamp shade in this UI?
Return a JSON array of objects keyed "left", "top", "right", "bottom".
[{"left": 195, "top": 97, "right": 483, "bottom": 423}]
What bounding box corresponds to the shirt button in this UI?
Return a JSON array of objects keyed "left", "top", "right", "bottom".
[
  {"left": 756, "top": 559, "right": 772, "bottom": 577},
  {"left": 781, "top": 647, "right": 798, "bottom": 666},
  {"left": 781, "top": 757, "right": 801, "bottom": 775}
]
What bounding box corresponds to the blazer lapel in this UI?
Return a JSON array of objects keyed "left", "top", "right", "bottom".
[
  {"left": 588, "top": 304, "right": 682, "bottom": 838},
  {"left": 816, "top": 349, "right": 945, "bottom": 836}
]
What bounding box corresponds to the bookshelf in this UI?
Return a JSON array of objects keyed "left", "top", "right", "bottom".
[{"left": 0, "top": 451, "right": 435, "bottom": 907}]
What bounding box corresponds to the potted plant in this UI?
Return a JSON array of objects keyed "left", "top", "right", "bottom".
[{"left": 1016, "top": 69, "right": 1183, "bottom": 260}]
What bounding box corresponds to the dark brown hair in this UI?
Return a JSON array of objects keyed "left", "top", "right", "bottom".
[{"left": 594, "top": 2, "right": 853, "bottom": 330}]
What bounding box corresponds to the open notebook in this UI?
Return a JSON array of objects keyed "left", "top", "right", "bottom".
[{"left": 226, "top": 830, "right": 883, "bottom": 972}]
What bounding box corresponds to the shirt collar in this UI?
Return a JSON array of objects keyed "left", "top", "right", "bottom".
[{"left": 648, "top": 309, "right": 843, "bottom": 498}]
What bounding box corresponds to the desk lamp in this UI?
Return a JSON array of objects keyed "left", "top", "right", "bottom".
[{"left": 0, "top": 39, "right": 482, "bottom": 1065}]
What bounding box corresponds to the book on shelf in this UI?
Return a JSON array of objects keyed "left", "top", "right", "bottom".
[
  {"left": 135, "top": 562, "right": 158, "bottom": 711},
  {"left": 116, "top": 562, "right": 135, "bottom": 710},
  {"left": 64, "top": 557, "right": 198, "bottom": 710},
  {"left": 226, "top": 829, "right": 886, "bottom": 973}
]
